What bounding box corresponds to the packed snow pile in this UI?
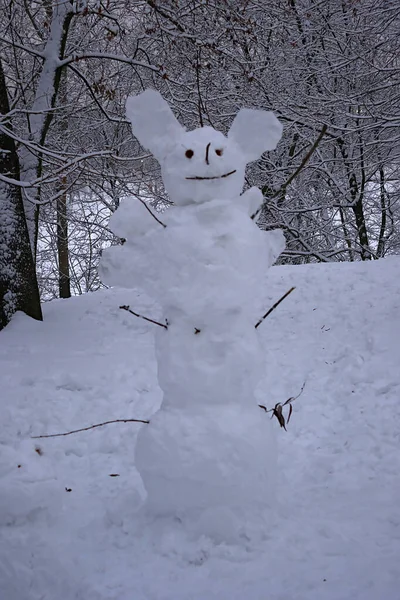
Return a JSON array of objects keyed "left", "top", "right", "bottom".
[
  {"left": 1, "top": 257, "right": 400, "bottom": 600},
  {"left": 100, "top": 89, "right": 284, "bottom": 541}
]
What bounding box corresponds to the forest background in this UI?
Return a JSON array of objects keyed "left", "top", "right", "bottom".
[{"left": 1, "top": 0, "right": 399, "bottom": 328}]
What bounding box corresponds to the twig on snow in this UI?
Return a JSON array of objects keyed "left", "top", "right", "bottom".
[
  {"left": 120, "top": 305, "right": 168, "bottom": 329},
  {"left": 259, "top": 381, "right": 306, "bottom": 430},
  {"left": 137, "top": 197, "right": 167, "bottom": 228},
  {"left": 255, "top": 287, "right": 295, "bottom": 329},
  {"left": 31, "top": 418, "right": 150, "bottom": 439}
]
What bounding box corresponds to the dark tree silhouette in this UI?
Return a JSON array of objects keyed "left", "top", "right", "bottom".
[{"left": 0, "top": 59, "right": 42, "bottom": 330}]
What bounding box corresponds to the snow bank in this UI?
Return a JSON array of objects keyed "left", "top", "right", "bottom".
[{"left": 0, "top": 258, "right": 399, "bottom": 599}]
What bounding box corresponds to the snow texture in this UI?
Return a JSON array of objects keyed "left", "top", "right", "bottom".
[
  {"left": 1, "top": 258, "right": 400, "bottom": 599},
  {"left": 102, "top": 90, "right": 284, "bottom": 540}
]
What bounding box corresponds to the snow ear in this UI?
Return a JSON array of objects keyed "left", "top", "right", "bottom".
[
  {"left": 228, "top": 108, "right": 283, "bottom": 163},
  {"left": 126, "top": 89, "right": 185, "bottom": 162}
]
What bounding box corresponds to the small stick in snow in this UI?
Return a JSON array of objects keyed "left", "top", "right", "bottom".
[
  {"left": 137, "top": 197, "right": 167, "bottom": 228},
  {"left": 254, "top": 287, "right": 295, "bottom": 329},
  {"left": 259, "top": 381, "right": 306, "bottom": 430},
  {"left": 31, "top": 418, "right": 150, "bottom": 439},
  {"left": 120, "top": 305, "right": 168, "bottom": 329}
]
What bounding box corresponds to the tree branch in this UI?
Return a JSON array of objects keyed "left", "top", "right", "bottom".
[
  {"left": 252, "top": 124, "right": 328, "bottom": 220},
  {"left": 255, "top": 287, "right": 295, "bottom": 329},
  {"left": 32, "top": 418, "right": 150, "bottom": 439},
  {"left": 58, "top": 52, "right": 159, "bottom": 73},
  {"left": 120, "top": 305, "right": 168, "bottom": 329},
  {"left": 137, "top": 198, "right": 167, "bottom": 228}
]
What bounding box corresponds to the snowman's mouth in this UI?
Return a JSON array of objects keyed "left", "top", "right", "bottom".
[{"left": 185, "top": 169, "right": 237, "bottom": 181}]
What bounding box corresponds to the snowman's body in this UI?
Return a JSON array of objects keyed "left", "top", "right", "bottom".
[
  {"left": 100, "top": 90, "right": 284, "bottom": 542},
  {"left": 153, "top": 198, "right": 280, "bottom": 408}
]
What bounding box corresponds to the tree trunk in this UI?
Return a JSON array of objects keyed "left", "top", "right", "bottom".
[
  {"left": 57, "top": 179, "right": 71, "bottom": 298},
  {"left": 376, "top": 167, "right": 387, "bottom": 258},
  {"left": 352, "top": 198, "right": 371, "bottom": 261},
  {"left": 56, "top": 70, "right": 71, "bottom": 299},
  {"left": 0, "top": 60, "right": 42, "bottom": 330},
  {"left": 20, "top": 1, "right": 74, "bottom": 258}
]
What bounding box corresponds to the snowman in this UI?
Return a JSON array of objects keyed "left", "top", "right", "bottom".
[{"left": 100, "top": 90, "right": 285, "bottom": 542}]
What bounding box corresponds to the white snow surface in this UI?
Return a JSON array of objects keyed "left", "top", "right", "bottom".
[{"left": 1, "top": 258, "right": 400, "bottom": 599}]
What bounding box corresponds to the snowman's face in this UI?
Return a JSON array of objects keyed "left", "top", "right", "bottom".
[
  {"left": 126, "top": 90, "right": 282, "bottom": 205},
  {"left": 161, "top": 127, "right": 245, "bottom": 206}
]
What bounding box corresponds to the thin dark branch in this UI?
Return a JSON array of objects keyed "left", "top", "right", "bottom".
[
  {"left": 144, "top": 0, "right": 186, "bottom": 33},
  {"left": 277, "top": 124, "right": 328, "bottom": 191},
  {"left": 137, "top": 197, "right": 167, "bottom": 228},
  {"left": 120, "top": 305, "right": 168, "bottom": 329},
  {"left": 196, "top": 50, "right": 205, "bottom": 127},
  {"left": 252, "top": 125, "right": 328, "bottom": 220},
  {"left": 255, "top": 287, "right": 295, "bottom": 329},
  {"left": 282, "top": 380, "right": 306, "bottom": 407},
  {"left": 32, "top": 418, "right": 149, "bottom": 439}
]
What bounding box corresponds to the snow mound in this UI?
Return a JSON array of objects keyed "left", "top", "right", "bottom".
[{"left": 1, "top": 258, "right": 400, "bottom": 599}]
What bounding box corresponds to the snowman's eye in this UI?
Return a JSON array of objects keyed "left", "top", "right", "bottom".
[
  {"left": 215, "top": 148, "right": 223, "bottom": 156},
  {"left": 185, "top": 149, "right": 194, "bottom": 159}
]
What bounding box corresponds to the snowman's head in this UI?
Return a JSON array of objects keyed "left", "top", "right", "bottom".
[{"left": 126, "top": 89, "right": 282, "bottom": 206}]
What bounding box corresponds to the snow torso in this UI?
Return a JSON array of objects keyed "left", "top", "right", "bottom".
[
  {"left": 155, "top": 199, "right": 283, "bottom": 408},
  {"left": 101, "top": 195, "right": 284, "bottom": 411},
  {"left": 155, "top": 198, "right": 268, "bottom": 315}
]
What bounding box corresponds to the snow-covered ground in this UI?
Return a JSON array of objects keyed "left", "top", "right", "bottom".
[{"left": 1, "top": 258, "right": 400, "bottom": 600}]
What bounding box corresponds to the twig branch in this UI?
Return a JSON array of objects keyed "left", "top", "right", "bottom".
[
  {"left": 32, "top": 418, "right": 150, "bottom": 439},
  {"left": 137, "top": 197, "right": 167, "bottom": 228},
  {"left": 252, "top": 124, "right": 328, "bottom": 220},
  {"left": 255, "top": 287, "right": 295, "bottom": 329},
  {"left": 259, "top": 381, "right": 306, "bottom": 430},
  {"left": 120, "top": 305, "right": 168, "bottom": 329}
]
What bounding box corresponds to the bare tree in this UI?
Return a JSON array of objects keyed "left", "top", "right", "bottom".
[
  {"left": 1, "top": 0, "right": 399, "bottom": 309},
  {"left": 0, "top": 58, "right": 42, "bottom": 329}
]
